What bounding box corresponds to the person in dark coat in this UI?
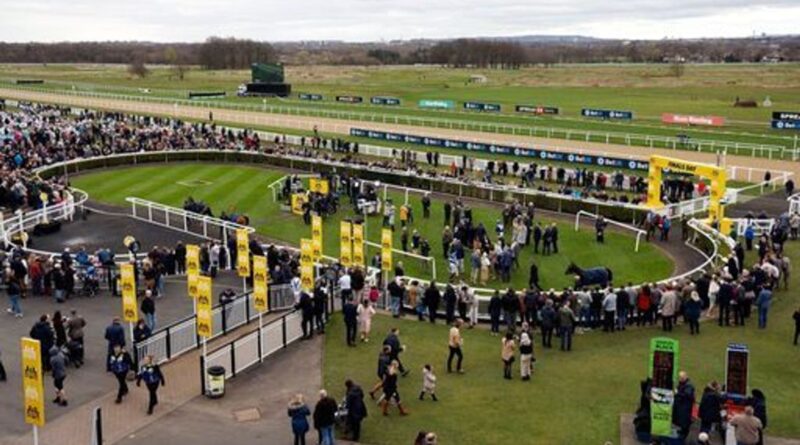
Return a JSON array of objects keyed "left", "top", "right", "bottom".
[
  {"left": 345, "top": 380, "right": 367, "bottom": 442},
  {"left": 343, "top": 298, "right": 358, "bottom": 346},
  {"left": 312, "top": 389, "right": 338, "bottom": 445},
  {"left": 423, "top": 282, "right": 441, "bottom": 324},
  {"left": 313, "top": 284, "right": 326, "bottom": 334},
  {"left": 104, "top": 317, "right": 126, "bottom": 371},
  {"left": 109, "top": 345, "right": 133, "bottom": 403},
  {"left": 673, "top": 372, "right": 696, "bottom": 440},
  {"left": 49, "top": 346, "right": 68, "bottom": 406},
  {"left": 488, "top": 290, "right": 502, "bottom": 334},
  {"left": 30, "top": 314, "right": 55, "bottom": 372},
  {"left": 699, "top": 381, "right": 723, "bottom": 442},
  {"left": 287, "top": 394, "right": 311, "bottom": 445},
  {"left": 443, "top": 284, "right": 457, "bottom": 324},
  {"left": 528, "top": 263, "right": 540, "bottom": 290},
  {"left": 540, "top": 300, "right": 556, "bottom": 348},
  {"left": 443, "top": 202, "right": 451, "bottom": 227},
  {"left": 296, "top": 291, "right": 315, "bottom": 339},
  {"left": 383, "top": 328, "right": 408, "bottom": 376},
  {"left": 136, "top": 355, "right": 165, "bottom": 415},
  {"left": 532, "top": 223, "right": 543, "bottom": 253},
  {"left": 748, "top": 389, "right": 767, "bottom": 445},
  {"left": 685, "top": 292, "right": 703, "bottom": 335}
]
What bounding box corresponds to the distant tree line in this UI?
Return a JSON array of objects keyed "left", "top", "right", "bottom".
[{"left": 0, "top": 35, "right": 798, "bottom": 67}]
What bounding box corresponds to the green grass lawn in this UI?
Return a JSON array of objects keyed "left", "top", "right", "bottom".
[
  {"left": 71, "top": 162, "right": 673, "bottom": 290},
  {"left": 3, "top": 63, "right": 799, "bottom": 152},
  {"left": 322, "top": 244, "right": 800, "bottom": 445}
]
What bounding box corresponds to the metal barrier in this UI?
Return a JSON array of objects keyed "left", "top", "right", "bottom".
[
  {"left": 133, "top": 283, "right": 295, "bottom": 368},
  {"left": 731, "top": 219, "right": 775, "bottom": 237},
  {"left": 574, "top": 210, "right": 646, "bottom": 252}
]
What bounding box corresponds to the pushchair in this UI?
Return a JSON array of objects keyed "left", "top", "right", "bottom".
[{"left": 78, "top": 266, "right": 100, "bottom": 297}]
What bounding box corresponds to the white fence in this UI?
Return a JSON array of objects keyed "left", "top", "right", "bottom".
[
  {"left": 731, "top": 218, "right": 775, "bottom": 237},
  {"left": 0, "top": 188, "right": 86, "bottom": 255},
  {"left": 574, "top": 210, "right": 646, "bottom": 252}
]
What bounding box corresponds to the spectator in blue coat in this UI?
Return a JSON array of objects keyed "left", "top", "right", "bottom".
[
  {"left": 104, "top": 317, "right": 126, "bottom": 371},
  {"left": 756, "top": 286, "right": 773, "bottom": 329},
  {"left": 685, "top": 292, "right": 703, "bottom": 335},
  {"left": 287, "top": 394, "right": 311, "bottom": 445}
]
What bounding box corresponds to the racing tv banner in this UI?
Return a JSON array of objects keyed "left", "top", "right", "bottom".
[
  {"left": 581, "top": 108, "right": 633, "bottom": 120},
  {"left": 418, "top": 99, "right": 455, "bottom": 110},
  {"left": 773, "top": 111, "right": 800, "bottom": 121},
  {"left": 464, "top": 101, "right": 501, "bottom": 112},
  {"left": 298, "top": 93, "right": 324, "bottom": 101},
  {"left": 371, "top": 96, "right": 401, "bottom": 106},
  {"left": 515, "top": 105, "right": 559, "bottom": 115},
  {"left": 336, "top": 95, "right": 363, "bottom": 103},
  {"left": 350, "top": 128, "right": 649, "bottom": 171},
  {"left": 662, "top": 113, "right": 725, "bottom": 127}
]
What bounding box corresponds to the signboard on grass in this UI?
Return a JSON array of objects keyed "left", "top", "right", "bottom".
[
  {"left": 772, "top": 120, "right": 800, "bottom": 130},
  {"left": 515, "top": 105, "right": 559, "bottom": 115},
  {"left": 649, "top": 337, "right": 679, "bottom": 437},
  {"left": 773, "top": 111, "right": 800, "bottom": 121},
  {"left": 418, "top": 99, "right": 455, "bottom": 110},
  {"left": 336, "top": 95, "right": 363, "bottom": 103},
  {"left": 371, "top": 96, "right": 401, "bottom": 106},
  {"left": 299, "top": 93, "right": 324, "bottom": 101},
  {"left": 581, "top": 108, "right": 633, "bottom": 120},
  {"left": 662, "top": 113, "right": 725, "bottom": 127},
  {"left": 464, "top": 101, "right": 501, "bottom": 112},
  {"left": 725, "top": 343, "right": 749, "bottom": 399}
]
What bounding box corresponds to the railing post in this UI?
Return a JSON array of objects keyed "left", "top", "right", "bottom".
[
  {"left": 222, "top": 304, "right": 228, "bottom": 335},
  {"left": 199, "top": 355, "right": 206, "bottom": 396},
  {"left": 282, "top": 315, "right": 288, "bottom": 348},
  {"left": 166, "top": 326, "right": 172, "bottom": 359},
  {"left": 230, "top": 344, "right": 237, "bottom": 377}
]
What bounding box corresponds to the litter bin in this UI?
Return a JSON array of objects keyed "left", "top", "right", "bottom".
[{"left": 206, "top": 366, "right": 226, "bottom": 398}]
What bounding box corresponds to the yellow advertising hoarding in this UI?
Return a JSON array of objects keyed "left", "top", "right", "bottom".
[
  {"left": 340, "top": 221, "right": 352, "bottom": 267},
  {"left": 21, "top": 337, "right": 45, "bottom": 426},
  {"left": 186, "top": 244, "right": 200, "bottom": 299},
  {"left": 309, "top": 178, "right": 329, "bottom": 195},
  {"left": 291, "top": 193, "right": 305, "bottom": 215},
  {"left": 120, "top": 263, "right": 138, "bottom": 323},
  {"left": 352, "top": 223, "right": 365, "bottom": 267},
  {"left": 300, "top": 238, "right": 314, "bottom": 291},
  {"left": 236, "top": 228, "right": 250, "bottom": 277},
  {"left": 253, "top": 255, "right": 269, "bottom": 313},
  {"left": 381, "top": 228, "right": 393, "bottom": 271},
  {"left": 311, "top": 215, "right": 323, "bottom": 261},
  {"left": 196, "top": 275, "right": 213, "bottom": 338}
]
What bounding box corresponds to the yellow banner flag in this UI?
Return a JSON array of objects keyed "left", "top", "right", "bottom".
[
  {"left": 381, "top": 228, "right": 393, "bottom": 271},
  {"left": 253, "top": 255, "right": 269, "bottom": 313},
  {"left": 236, "top": 228, "right": 250, "bottom": 277},
  {"left": 300, "top": 238, "right": 314, "bottom": 291},
  {"left": 21, "top": 338, "right": 45, "bottom": 426},
  {"left": 120, "top": 263, "right": 138, "bottom": 323},
  {"left": 291, "top": 193, "right": 305, "bottom": 215},
  {"left": 186, "top": 244, "right": 200, "bottom": 299},
  {"left": 340, "top": 221, "right": 352, "bottom": 267},
  {"left": 312, "top": 215, "right": 323, "bottom": 261},
  {"left": 309, "top": 178, "right": 329, "bottom": 195},
  {"left": 196, "top": 275, "right": 213, "bottom": 338},
  {"left": 352, "top": 223, "right": 365, "bottom": 267}
]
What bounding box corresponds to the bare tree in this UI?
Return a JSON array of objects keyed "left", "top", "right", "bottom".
[{"left": 128, "top": 59, "right": 149, "bottom": 78}]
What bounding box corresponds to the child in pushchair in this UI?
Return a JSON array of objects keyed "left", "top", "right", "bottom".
[{"left": 78, "top": 265, "right": 100, "bottom": 297}]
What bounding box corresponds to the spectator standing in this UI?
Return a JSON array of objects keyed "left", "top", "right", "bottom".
[
  {"left": 49, "top": 346, "right": 68, "bottom": 406},
  {"left": 104, "top": 317, "right": 126, "bottom": 370},
  {"left": 109, "top": 345, "right": 133, "bottom": 404},
  {"left": 447, "top": 319, "right": 464, "bottom": 373},
  {"left": 29, "top": 314, "right": 54, "bottom": 371},
  {"left": 141, "top": 290, "right": 156, "bottom": 331},
  {"left": 136, "top": 355, "right": 165, "bottom": 415},
  {"left": 685, "top": 292, "right": 702, "bottom": 335},
  {"left": 519, "top": 331, "right": 534, "bottom": 380},
  {"left": 501, "top": 332, "right": 516, "bottom": 380},
  {"left": 756, "top": 286, "right": 773, "bottom": 329},
  {"left": 729, "top": 406, "right": 763, "bottom": 445},
  {"left": 559, "top": 303, "right": 576, "bottom": 351},
  {"left": 357, "top": 299, "right": 376, "bottom": 342},
  {"left": 5, "top": 271, "right": 23, "bottom": 317},
  {"left": 287, "top": 394, "right": 311, "bottom": 445},
  {"left": 313, "top": 390, "right": 338, "bottom": 445},
  {"left": 344, "top": 380, "right": 367, "bottom": 442},
  {"left": 793, "top": 306, "right": 800, "bottom": 345},
  {"left": 343, "top": 298, "right": 358, "bottom": 347}
]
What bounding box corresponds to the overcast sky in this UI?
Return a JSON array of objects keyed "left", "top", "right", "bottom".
[{"left": 2, "top": 0, "right": 799, "bottom": 42}]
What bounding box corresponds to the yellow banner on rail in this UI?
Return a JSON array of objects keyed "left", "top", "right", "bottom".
[
  {"left": 186, "top": 244, "right": 200, "bottom": 299},
  {"left": 236, "top": 228, "right": 250, "bottom": 277},
  {"left": 300, "top": 238, "right": 314, "bottom": 291},
  {"left": 120, "top": 263, "right": 138, "bottom": 323},
  {"left": 291, "top": 193, "right": 305, "bottom": 215},
  {"left": 340, "top": 221, "right": 352, "bottom": 267},
  {"left": 253, "top": 255, "right": 269, "bottom": 313},
  {"left": 196, "top": 275, "right": 213, "bottom": 338},
  {"left": 352, "top": 223, "right": 365, "bottom": 267},
  {"left": 381, "top": 228, "right": 393, "bottom": 271},
  {"left": 309, "top": 178, "right": 329, "bottom": 195},
  {"left": 311, "top": 215, "right": 323, "bottom": 261},
  {"left": 21, "top": 337, "right": 45, "bottom": 426}
]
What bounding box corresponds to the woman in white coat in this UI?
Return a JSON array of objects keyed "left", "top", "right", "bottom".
[{"left": 357, "top": 299, "right": 376, "bottom": 342}]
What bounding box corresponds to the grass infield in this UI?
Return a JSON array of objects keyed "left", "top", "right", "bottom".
[{"left": 71, "top": 163, "right": 673, "bottom": 290}]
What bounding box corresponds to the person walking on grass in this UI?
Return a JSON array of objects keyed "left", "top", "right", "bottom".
[
  {"left": 344, "top": 380, "right": 367, "bottom": 442},
  {"left": 369, "top": 345, "right": 393, "bottom": 400},
  {"left": 136, "top": 355, "right": 165, "bottom": 415},
  {"left": 685, "top": 291, "right": 702, "bottom": 335},
  {"left": 109, "top": 345, "right": 133, "bottom": 404},
  {"left": 501, "top": 332, "right": 516, "bottom": 380},
  {"left": 378, "top": 361, "right": 409, "bottom": 416},
  {"left": 447, "top": 319, "right": 464, "bottom": 373},
  {"left": 49, "top": 346, "right": 68, "bottom": 407},
  {"left": 343, "top": 298, "right": 358, "bottom": 347},
  {"left": 313, "top": 389, "right": 338, "bottom": 445},
  {"left": 793, "top": 306, "right": 800, "bottom": 345},
  {"left": 419, "top": 364, "right": 438, "bottom": 401},
  {"left": 756, "top": 285, "right": 773, "bottom": 329},
  {"left": 383, "top": 328, "right": 408, "bottom": 377},
  {"left": 288, "top": 394, "right": 311, "bottom": 445},
  {"left": 519, "top": 332, "right": 534, "bottom": 381},
  {"left": 357, "top": 299, "right": 376, "bottom": 342}
]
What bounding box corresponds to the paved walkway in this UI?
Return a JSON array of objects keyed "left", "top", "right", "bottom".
[
  {"left": 115, "top": 335, "right": 325, "bottom": 445},
  {"left": 5, "top": 312, "right": 281, "bottom": 445},
  {"left": 0, "top": 270, "right": 245, "bottom": 442}
]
